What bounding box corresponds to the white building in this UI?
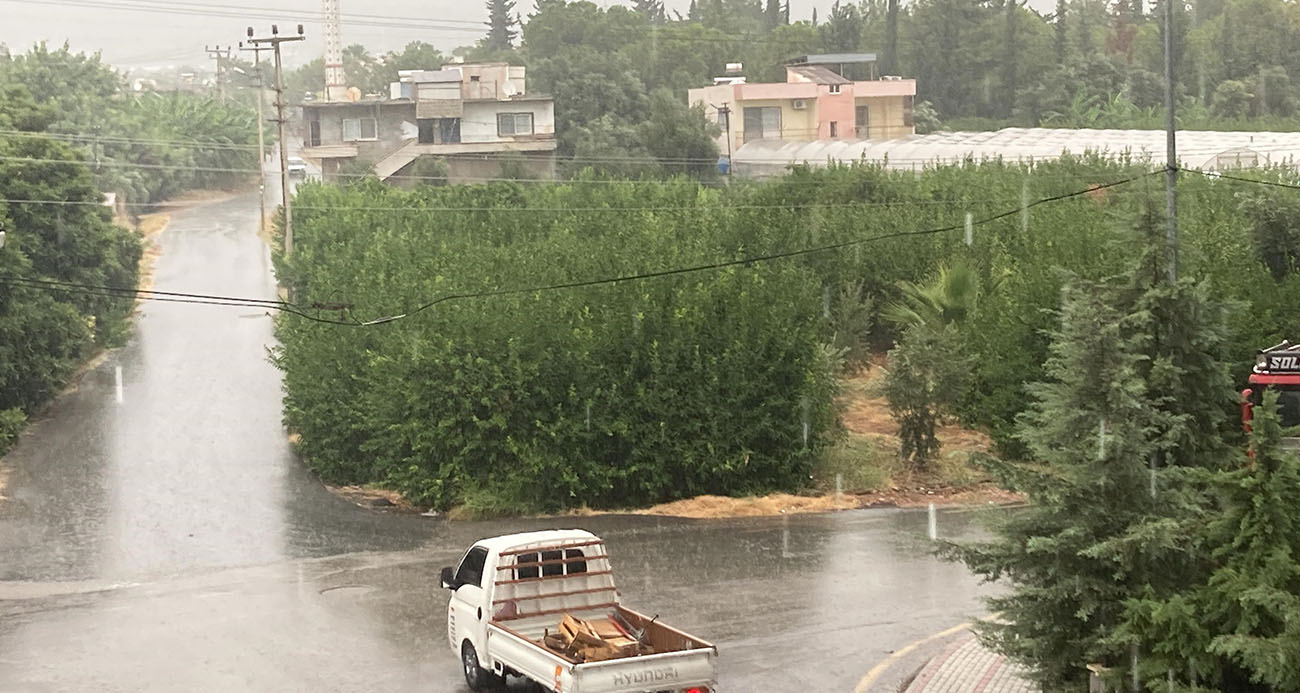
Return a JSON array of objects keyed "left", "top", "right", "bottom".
[{"left": 300, "top": 62, "right": 557, "bottom": 183}]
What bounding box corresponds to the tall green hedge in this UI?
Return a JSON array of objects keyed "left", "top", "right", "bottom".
[
  {"left": 274, "top": 159, "right": 1300, "bottom": 511},
  {"left": 274, "top": 179, "right": 839, "bottom": 512}
]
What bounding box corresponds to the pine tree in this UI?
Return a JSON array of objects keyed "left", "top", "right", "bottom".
[
  {"left": 483, "top": 0, "right": 519, "bottom": 51},
  {"left": 950, "top": 209, "right": 1237, "bottom": 689},
  {"left": 688, "top": 0, "right": 700, "bottom": 21},
  {"left": 1118, "top": 391, "right": 1300, "bottom": 691},
  {"left": 953, "top": 276, "right": 1163, "bottom": 688},
  {"left": 1199, "top": 391, "right": 1300, "bottom": 691}
]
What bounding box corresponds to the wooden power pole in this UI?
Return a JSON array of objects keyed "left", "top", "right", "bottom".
[
  {"left": 239, "top": 40, "right": 273, "bottom": 232},
  {"left": 246, "top": 25, "right": 305, "bottom": 256},
  {"left": 204, "top": 45, "right": 232, "bottom": 100}
]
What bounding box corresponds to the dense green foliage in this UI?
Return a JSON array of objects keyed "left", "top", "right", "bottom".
[
  {"left": 454, "top": 0, "right": 1300, "bottom": 141},
  {"left": 0, "top": 82, "right": 141, "bottom": 454},
  {"left": 273, "top": 179, "right": 840, "bottom": 513},
  {"left": 1, "top": 43, "right": 260, "bottom": 206},
  {"left": 275, "top": 157, "right": 1300, "bottom": 513}
]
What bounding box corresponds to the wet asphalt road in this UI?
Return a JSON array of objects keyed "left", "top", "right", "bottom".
[{"left": 0, "top": 190, "right": 1000, "bottom": 692}]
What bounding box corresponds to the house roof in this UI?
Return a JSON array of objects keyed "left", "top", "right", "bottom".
[
  {"left": 408, "top": 69, "right": 461, "bottom": 83},
  {"left": 788, "top": 65, "right": 852, "bottom": 85},
  {"left": 732, "top": 127, "right": 1300, "bottom": 172},
  {"left": 788, "top": 52, "right": 878, "bottom": 66}
]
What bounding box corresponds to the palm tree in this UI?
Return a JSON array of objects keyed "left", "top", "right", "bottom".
[{"left": 882, "top": 260, "right": 985, "bottom": 331}]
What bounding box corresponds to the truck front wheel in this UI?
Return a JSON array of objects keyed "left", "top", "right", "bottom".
[{"left": 461, "top": 641, "right": 503, "bottom": 691}]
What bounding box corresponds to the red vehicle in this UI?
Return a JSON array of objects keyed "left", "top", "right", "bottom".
[{"left": 1241, "top": 341, "right": 1300, "bottom": 445}]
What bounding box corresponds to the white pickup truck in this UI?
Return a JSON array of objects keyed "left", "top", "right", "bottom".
[{"left": 440, "top": 529, "right": 718, "bottom": 693}]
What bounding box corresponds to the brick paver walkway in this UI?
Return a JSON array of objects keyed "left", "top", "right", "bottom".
[{"left": 904, "top": 633, "right": 1037, "bottom": 693}]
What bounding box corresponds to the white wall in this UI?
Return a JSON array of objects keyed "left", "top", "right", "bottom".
[{"left": 461, "top": 100, "right": 556, "bottom": 144}]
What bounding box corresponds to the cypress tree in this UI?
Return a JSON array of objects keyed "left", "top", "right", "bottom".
[
  {"left": 765, "top": 0, "right": 781, "bottom": 29},
  {"left": 633, "top": 0, "right": 666, "bottom": 23},
  {"left": 483, "top": 0, "right": 519, "bottom": 50},
  {"left": 1054, "top": 0, "right": 1067, "bottom": 63},
  {"left": 883, "top": 0, "right": 899, "bottom": 74},
  {"left": 1002, "top": 0, "right": 1019, "bottom": 118},
  {"left": 688, "top": 0, "right": 701, "bottom": 21},
  {"left": 812, "top": 6, "right": 818, "bottom": 24},
  {"left": 781, "top": 0, "right": 790, "bottom": 24}
]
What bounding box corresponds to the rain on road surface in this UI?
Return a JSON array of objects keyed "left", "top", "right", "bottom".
[{"left": 0, "top": 190, "right": 1000, "bottom": 691}]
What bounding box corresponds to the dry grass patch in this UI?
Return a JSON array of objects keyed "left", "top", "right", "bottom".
[
  {"left": 329, "top": 484, "right": 419, "bottom": 512},
  {"left": 636, "top": 493, "right": 861, "bottom": 518}
]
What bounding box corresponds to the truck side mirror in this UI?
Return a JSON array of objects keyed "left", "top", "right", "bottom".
[{"left": 440, "top": 566, "right": 456, "bottom": 590}]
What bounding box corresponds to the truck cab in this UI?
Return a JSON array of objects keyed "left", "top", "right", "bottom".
[
  {"left": 1242, "top": 340, "right": 1300, "bottom": 448},
  {"left": 440, "top": 529, "right": 717, "bottom": 693}
]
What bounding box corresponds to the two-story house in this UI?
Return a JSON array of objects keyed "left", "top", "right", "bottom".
[
  {"left": 300, "top": 62, "right": 557, "bottom": 183},
  {"left": 687, "top": 53, "right": 917, "bottom": 159}
]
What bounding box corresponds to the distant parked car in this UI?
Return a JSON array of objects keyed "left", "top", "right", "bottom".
[{"left": 287, "top": 156, "right": 308, "bottom": 177}]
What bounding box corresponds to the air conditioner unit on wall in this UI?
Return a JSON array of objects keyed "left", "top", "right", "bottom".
[{"left": 792, "top": 99, "right": 807, "bottom": 110}]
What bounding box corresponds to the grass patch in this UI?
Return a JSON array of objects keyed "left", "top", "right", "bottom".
[{"left": 813, "top": 434, "right": 900, "bottom": 493}]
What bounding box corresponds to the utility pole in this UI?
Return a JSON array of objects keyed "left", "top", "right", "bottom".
[
  {"left": 240, "top": 40, "right": 273, "bottom": 232},
  {"left": 247, "top": 24, "right": 305, "bottom": 257},
  {"left": 1162, "top": 0, "right": 1178, "bottom": 284},
  {"left": 717, "top": 104, "right": 733, "bottom": 178},
  {"left": 205, "top": 45, "right": 232, "bottom": 100}
]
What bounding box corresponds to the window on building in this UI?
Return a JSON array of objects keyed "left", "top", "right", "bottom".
[
  {"left": 903, "top": 95, "right": 915, "bottom": 128},
  {"left": 742, "top": 106, "right": 782, "bottom": 143},
  {"left": 497, "top": 112, "right": 534, "bottom": 137},
  {"left": 418, "top": 118, "right": 461, "bottom": 144},
  {"left": 829, "top": 121, "right": 838, "bottom": 138},
  {"left": 856, "top": 105, "right": 871, "bottom": 139},
  {"left": 829, "top": 84, "right": 842, "bottom": 94},
  {"left": 342, "top": 117, "right": 378, "bottom": 141}
]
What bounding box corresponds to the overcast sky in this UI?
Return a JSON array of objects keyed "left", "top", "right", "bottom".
[{"left": 1, "top": 0, "right": 1056, "bottom": 73}]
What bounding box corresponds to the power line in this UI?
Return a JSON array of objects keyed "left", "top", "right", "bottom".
[
  {"left": 0, "top": 195, "right": 1095, "bottom": 213},
  {"left": 0, "top": 0, "right": 865, "bottom": 46},
  {"left": 335, "top": 170, "right": 1162, "bottom": 325},
  {"left": 5, "top": 171, "right": 1151, "bottom": 327},
  {"left": 1184, "top": 168, "right": 1300, "bottom": 190},
  {"left": 0, "top": 275, "right": 360, "bottom": 325},
  {"left": 0, "top": 129, "right": 264, "bottom": 152},
  {"left": 0, "top": 151, "right": 1165, "bottom": 185},
  {"left": 0, "top": 0, "right": 485, "bottom": 34}
]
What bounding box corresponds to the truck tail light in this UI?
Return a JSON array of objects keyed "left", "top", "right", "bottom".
[{"left": 685, "top": 688, "right": 708, "bottom": 693}]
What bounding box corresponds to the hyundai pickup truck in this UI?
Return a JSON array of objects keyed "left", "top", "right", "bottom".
[{"left": 440, "top": 529, "right": 718, "bottom": 692}]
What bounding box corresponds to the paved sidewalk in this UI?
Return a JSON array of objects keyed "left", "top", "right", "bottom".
[{"left": 904, "top": 633, "right": 1038, "bottom": 693}]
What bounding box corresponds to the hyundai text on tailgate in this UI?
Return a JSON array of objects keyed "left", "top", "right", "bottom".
[{"left": 440, "top": 529, "right": 718, "bottom": 692}]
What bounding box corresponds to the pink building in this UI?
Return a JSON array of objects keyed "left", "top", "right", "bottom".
[{"left": 687, "top": 53, "right": 918, "bottom": 159}]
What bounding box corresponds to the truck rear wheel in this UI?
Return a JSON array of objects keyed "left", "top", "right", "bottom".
[{"left": 461, "top": 641, "right": 503, "bottom": 691}]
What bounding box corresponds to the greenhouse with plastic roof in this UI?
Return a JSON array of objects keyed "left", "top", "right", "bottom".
[{"left": 730, "top": 127, "right": 1300, "bottom": 176}]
